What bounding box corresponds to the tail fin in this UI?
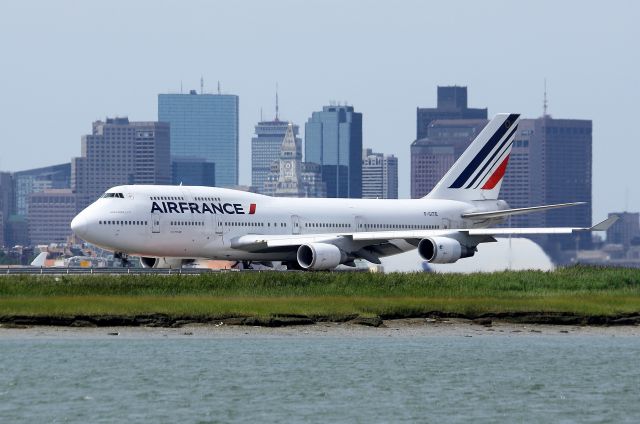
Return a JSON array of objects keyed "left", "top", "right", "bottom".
[
  {"left": 425, "top": 113, "right": 520, "bottom": 201},
  {"left": 30, "top": 252, "right": 48, "bottom": 267}
]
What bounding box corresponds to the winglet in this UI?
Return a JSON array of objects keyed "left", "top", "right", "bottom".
[{"left": 590, "top": 215, "right": 619, "bottom": 231}]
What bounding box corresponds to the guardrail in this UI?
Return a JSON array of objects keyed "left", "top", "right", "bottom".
[{"left": 0, "top": 267, "right": 227, "bottom": 275}]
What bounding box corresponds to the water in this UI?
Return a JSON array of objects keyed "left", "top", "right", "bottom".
[{"left": 1, "top": 331, "right": 639, "bottom": 423}]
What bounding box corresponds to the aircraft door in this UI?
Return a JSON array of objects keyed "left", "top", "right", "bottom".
[
  {"left": 354, "top": 215, "right": 365, "bottom": 232},
  {"left": 215, "top": 215, "right": 223, "bottom": 235},
  {"left": 151, "top": 212, "right": 161, "bottom": 233},
  {"left": 441, "top": 218, "right": 463, "bottom": 229},
  {"left": 291, "top": 215, "right": 301, "bottom": 235},
  {"left": 442, "top": 218, "right": 462, "bottom": 229}
]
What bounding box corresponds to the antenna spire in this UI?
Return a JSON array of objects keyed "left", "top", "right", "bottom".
[
  {"left": 275, "top": 82, "right": 279, "bottom": 121},
  {"left": 200, "top": 76, "right": 204, "bottom": 94},
  {"left": 217, "top": 81, "right": 221, "bottom": 95},
  {"left": 543, "top": 78, "right": 548, "bottom": 117}
]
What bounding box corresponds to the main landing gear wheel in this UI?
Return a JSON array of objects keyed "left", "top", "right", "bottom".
[
  {"left": 231, "top": 261, "right": 254, "bottom": 270},
  {"left": 114, "top": 252, "right": 132, "bottom": 268}
]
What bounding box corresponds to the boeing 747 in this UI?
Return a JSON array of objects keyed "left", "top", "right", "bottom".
[{"left": 70, "top": 113, "right": 616, "bottom": 270}]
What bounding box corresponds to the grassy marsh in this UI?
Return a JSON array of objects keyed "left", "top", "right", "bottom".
[{"left": 0, "top": 266, "right": 639, "bottom": 321}]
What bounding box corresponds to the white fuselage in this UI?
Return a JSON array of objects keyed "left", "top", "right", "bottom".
[{"left": 71, "top": 185, "right": 506, "bottom": 261}]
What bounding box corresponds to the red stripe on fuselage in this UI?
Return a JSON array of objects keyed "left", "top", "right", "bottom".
[
  {"left": 481, "top": 155, "right": 510, "bottom": 190},
  {"left": 249, "top": 203, "right": 256, "bottom": 214}
]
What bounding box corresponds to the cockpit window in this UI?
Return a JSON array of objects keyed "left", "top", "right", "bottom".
[{"left": 101, "top": 192, "right": 124, "bottom": 199}]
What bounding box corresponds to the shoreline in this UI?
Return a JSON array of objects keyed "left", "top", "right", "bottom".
[
  {"left": 2, "top": 311, "right": 640, "bottom": 328},
  {"left": 1, "top": 318, "right": 640, "bottom": 339},
  {"left": 1, "top": 313, "right": 640, "bottom": 331}
]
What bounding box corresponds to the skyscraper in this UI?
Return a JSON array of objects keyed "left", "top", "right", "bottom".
[
  {"left": 158, "top": 90, "right": 239, "bottom": 187},
  {"left": 501, "top": 115, "right": 592, "bottom": 259},
  {"left": 362, "top": 149, "right": 398, "bottom": 199},
  {"left": 28, "top": 189, "right": 77, "bottom": 245},
  {"left": 606, "top": 212, "right": 640, "bottom": 248},
  {"left": 13, "top": 163, "right": 71, "bottom": 217},
  {"left": 72, "top": 117, "right": 171, "bottom": 211},
  {"left": 410, "top": 119, "right": 488, "bottom": 198},
  {"left": 305, "top": 105, "right": 362, "bottom": 198},
  {"left": 416, "top": 86, "right": 487, "bottom": 139},
  {"left": 252, "top": 119, "right": 300, "bottom": 193},
  {"left": 171, "top": 158, "right": 215, "bottom": 187}
]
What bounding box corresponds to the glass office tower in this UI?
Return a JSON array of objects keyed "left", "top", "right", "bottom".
[
  {"left": 158, "top": 90, "right": 239, "bottom": 187},
  {"left": 305, "top": 105, "right": 362, "bottom": 198}
]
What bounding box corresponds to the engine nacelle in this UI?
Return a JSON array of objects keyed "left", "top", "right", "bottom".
[
  {"left": 417, "top": 237, "right": 474, "bottom": 264},
  {"left": 140, "top": 257, "right": 190, "bottom": 269},
  {"left": 296, "top": 243, "right": 346, "bottom": 270}
]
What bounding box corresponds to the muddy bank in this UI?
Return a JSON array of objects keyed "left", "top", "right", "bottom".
[{"left": 1, "top": 311, "right": 639, "bottom": 329}]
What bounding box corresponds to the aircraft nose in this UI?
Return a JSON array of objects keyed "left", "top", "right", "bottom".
[{"left": 70, "top": 213, "right": 88, "bottom": 238}]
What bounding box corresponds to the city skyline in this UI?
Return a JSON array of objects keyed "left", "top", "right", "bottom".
[{"left": 0, "top": 0, "right": 638, "bottom": 223}]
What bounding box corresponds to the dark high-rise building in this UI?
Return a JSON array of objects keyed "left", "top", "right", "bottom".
[
  {"left": 172, "top": 158, "right": 215, "bottom": 186},
  {"left": 606, "top": 212, "right": 640, "bottom": 247},
  {"left": 158, "top": 90, "right": 239, "bottom": 187},
  {"left": 305, "top": 105, "right": 362, "bottom": 198},
  {"left": 410, "top": 119, "right": 488, "bottom": 198},
  {"left": 5, "top": 216, "right": 28, "bottom": 247},
  {"left": 416, "top": 86, "right": 487, "bottom": 139},
  {"left": 72, "top": 117, "right": 171, "bottom": 211},
  {"left": 500, "top": 115, "right": 592, "bottom": 260},
  {"left": 13, "top": 163, "right": 71, "bottom": 217},
  {"left": 252, "top": 119, "right": 300, "bottom": 193}
]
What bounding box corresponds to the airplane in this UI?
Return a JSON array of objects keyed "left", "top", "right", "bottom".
[
  {"left": 70, "top": 113, "right": 617, "bottom": 270},
  {"left": 31, "top": 251, "right": 48, "bottom": 267}
]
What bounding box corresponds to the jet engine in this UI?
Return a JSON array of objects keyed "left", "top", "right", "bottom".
[
  {"left": 417, "top": 237, "right": 475, "bottom": 264},
  {"left": 296, "top": 243, "right": 346, "bottom": 270},
  {"left": 140, "top": 257, "right": 192, "bottom": 269}
]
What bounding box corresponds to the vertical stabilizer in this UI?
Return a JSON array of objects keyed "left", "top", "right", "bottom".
[
  {"left": 30, "top": 252, "right": 48, "bottom": 267},
  {"left": 425, "top": 113, "right": 520, "bottom": 201}
]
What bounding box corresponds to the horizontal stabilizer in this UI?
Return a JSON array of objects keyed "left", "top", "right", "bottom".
[
  {"left": 590, "top": 215, "right": 618, "bottom": 231},
  {"left": 462, "top": 202, "right": 586, "bottom": 220}
]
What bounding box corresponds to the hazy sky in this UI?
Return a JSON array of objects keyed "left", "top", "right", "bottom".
[{"left": 0, "top": 0, "right": 637, "bottom": 221}]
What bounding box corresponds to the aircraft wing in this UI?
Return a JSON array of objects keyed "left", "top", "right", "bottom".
[
  {"left": 230, "top": 216, "right": 618, "bottom": 257},
  {"left": 230, "top": 234, "right": 346, "bottom": 251}
]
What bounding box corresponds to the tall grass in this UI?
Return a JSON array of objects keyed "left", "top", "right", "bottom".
[{"left": 0, "top": 266, "right": 639, "bottom": 318}]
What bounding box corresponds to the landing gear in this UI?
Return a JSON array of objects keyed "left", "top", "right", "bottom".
[
  {"left": 114, "top": 252, "right": 132, "bottom": 268},
  {"left": 230, "top": 261, "right": 276, "bottom": 270},
  {"left": 231, "top": 260, "right": 254, "bottom": 270}
]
